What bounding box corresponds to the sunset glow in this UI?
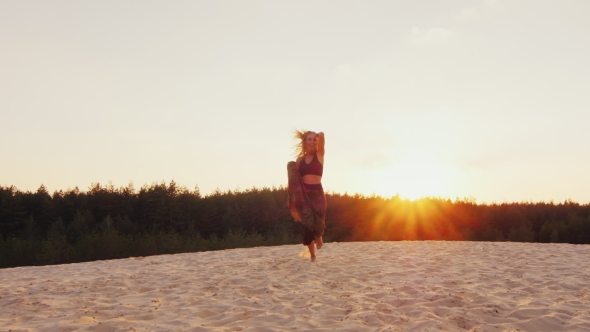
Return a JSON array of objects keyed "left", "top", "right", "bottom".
[
  {"left": 1, "top": 1, "right": 590, "bottom": 203},
  {"left": 368, "top": 151, "right": 462, "bottom": 200}
]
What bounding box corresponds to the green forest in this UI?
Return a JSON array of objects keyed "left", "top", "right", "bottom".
[{"left": 1, "top": 181, "right": 590, "bottom": 269}]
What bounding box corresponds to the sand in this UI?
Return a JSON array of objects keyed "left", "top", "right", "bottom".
[{"left": 1, "top": 241, "right": 590, "bottom": 331}]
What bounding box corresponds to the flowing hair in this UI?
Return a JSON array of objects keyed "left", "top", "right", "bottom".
[{"left": 293, "top": 130, "right": 315, "bottom": 158}]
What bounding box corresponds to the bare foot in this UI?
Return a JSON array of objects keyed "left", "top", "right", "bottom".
[
  {"left": 307, "top": 243, "right": 316, "bottom": 262},
  {"left": 315, "top": 236, "right": 323, "bottom": 250}
]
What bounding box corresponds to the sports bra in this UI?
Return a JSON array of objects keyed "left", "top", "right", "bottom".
[{"left": 299, "top": 153, "right": 323, "bottom": 177}]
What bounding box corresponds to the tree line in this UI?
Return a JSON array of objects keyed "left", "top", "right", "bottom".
[{"left": 1, "top": 181, "right": 589, "bottom": 268}]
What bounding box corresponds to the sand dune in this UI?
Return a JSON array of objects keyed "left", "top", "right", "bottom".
[{"left": 1, "top": 241, "right": 590, "bottom": 331}]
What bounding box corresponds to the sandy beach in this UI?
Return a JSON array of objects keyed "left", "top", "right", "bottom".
[{"left": 1, "top": 241, "right": 590, "bottom": 331}]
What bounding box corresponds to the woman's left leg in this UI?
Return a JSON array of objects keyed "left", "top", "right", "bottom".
[
  {"left": 315, "top": 235, "right": 323, "bottom": 250},
  {"left": 309, "top": 189, "right": 327, "bottom": 250}
]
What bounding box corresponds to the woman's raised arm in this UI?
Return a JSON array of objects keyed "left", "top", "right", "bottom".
[{"left": 317, "top": 132, "right": 325, "bottom": 156}]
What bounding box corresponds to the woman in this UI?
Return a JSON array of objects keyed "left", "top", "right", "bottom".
[{"left": 287, "top": 130, "right": 326, "bottom": 262}]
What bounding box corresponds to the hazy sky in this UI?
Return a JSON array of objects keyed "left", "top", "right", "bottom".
[{"left": 1, "top": 0, "right": 589, "bottom": 203}]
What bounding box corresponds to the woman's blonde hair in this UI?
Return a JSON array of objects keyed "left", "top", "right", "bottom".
[{"left": 293, "top": 130, "right": 316, "bottom": 158}]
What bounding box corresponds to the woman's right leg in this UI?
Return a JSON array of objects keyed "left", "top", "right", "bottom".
[
  {"left": 302, "top": 226, "right": 316, "bottom": 262},
  {"left": 307, "top": 242, "right": 316, "bottom": 262}
]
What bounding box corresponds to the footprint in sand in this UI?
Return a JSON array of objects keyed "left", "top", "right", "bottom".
[{"left": 78, "top": 316, "right": 98, "bottom": 324}]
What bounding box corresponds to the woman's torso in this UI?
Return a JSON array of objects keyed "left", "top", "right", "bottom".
[{"left": 299, "top": 153, "right": 323, "bottom": 185}]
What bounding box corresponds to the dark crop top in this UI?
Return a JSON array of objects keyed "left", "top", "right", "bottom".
[{"left": 299, "top": 153, "right": 323, "bottom": 177}]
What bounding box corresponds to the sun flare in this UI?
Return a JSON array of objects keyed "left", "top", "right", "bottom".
[{"left": 368, "top": 152, "right": 461, "bottom": 200}]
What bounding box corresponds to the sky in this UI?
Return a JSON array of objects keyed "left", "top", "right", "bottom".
[{"left": 1, "top": 0, "right": 589, "bottom": 203}]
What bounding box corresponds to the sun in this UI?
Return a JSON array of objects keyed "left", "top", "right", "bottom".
[{"left": 369, "top": 152, "right": 460, "bottom": 200}]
